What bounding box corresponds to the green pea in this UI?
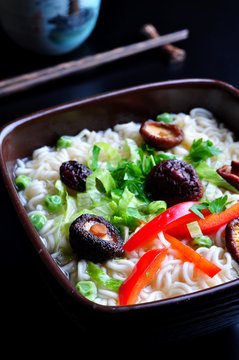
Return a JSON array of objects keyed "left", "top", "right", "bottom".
[
  {"left": 56, "top": 136, "right": 72, "bottom": 149},
  {"left": 44, "top": 194, "right": 62, "bottom": 212},
  {"left": 156, "top": 112, "right": 173, "bottom": 123},
  {"left": 30, "top": 212, "right": 47, "bottom": 231},
  {"left": 191, "top": 235, "right": 212, "bottom": 248},
  {"left": 15, "top": 175, "right": 32, "bottom": 190},
  {"left": 76, "top": 281, "right": 97, "bottom": 301}
]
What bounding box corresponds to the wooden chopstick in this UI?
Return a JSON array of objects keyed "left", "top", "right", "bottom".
[
  {"left": 0, "top": 29, "right": 189, "bottom": 98},
  {"left": 141, "top": 24, "right": 187, "bottom": 63}
]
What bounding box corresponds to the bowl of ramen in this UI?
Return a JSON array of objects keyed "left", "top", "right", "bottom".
[{"left": 1, "top": 79, "right": 239, "bottom": 341}]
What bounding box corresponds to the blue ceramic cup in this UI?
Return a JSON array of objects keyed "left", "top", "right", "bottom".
[{"left": 0, "top": 0, "right": 101, "bottom": 55}]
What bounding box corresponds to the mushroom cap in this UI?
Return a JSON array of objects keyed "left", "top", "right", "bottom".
[
  {"left": 140, "top": 120, "right": 184, "bottom": 150},
  {"left": 69, "top": 214, "right": 124, "bottom": 262},
  {"left": 146, "top": 159, "right": 203, "bottom": 205}
]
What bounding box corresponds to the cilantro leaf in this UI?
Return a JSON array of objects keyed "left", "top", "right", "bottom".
[
  {"left": 184, "top": 138, "right": 221, "bottom": 165},
  {"left": 190, "top": 203, "right": 208, "bottom": 219},
  {"left": 190, "top": 195, "right": 232, "bottom": 218},
  {"left": 207, "top": 195, "right": 231, "bottom": 213}
]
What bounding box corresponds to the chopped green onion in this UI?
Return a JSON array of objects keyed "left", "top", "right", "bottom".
[
  {"left": 15, "top": 175, "right": 32, "bottom": 190},
  {"left": 155, "top": 153, "right": 177, "bottom": 162},
  {"left": 187, "top": 221, "right": 213, "bottom": 248},
  {"left": 91, "top": 145, "right": 101, "bottom": 171},
  {"left": 56, "top": 136, "right": 72, "bottom": 149},
  {"left": 123, "top": 138, "right": 140, "bottom": 162},
  {"left": 87, "top": 262, "right": 123, "bottom": 292},
  {"left": 44, "top": 194, "right": 62, "bottom": 212},
  {"left": 54, "top": 179, "right": 65, "bottom": 197},
  {"left": 148, "top": 200, "right": 167, "bottom": 214},
  {"left": 94, "top": 169, "right": 116, "bottom": 194},
  {"left": 194, "top": 162, "right": 238, "bottom": 192},
  {"left": 191, "top": 235, "right": 212, "bottom": 248},
  {"left": 156, "top": 112, "right": 173, "bottom": 123},
  {"left": 187, "top": 221, "right": 203, "bottom": 238},
  {"left": 75, "top": 280, "right": 97, "bottom": 301},
  {"left": 30, "top": 212, "right": 47, "bottom": 231}
]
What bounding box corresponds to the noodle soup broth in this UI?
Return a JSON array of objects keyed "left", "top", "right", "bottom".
[{"left": 1, "top": 80, "right": 239, "bottom": 339}]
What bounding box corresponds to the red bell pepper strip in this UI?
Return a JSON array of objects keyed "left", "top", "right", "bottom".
[
  {"left": 164, "top": 233, "right": 221, "bottom": 277},
  {"left": 168, "top": 201, "right": 239, "bottom": 238},
  {"left": 123, "top": 201, "right": 199, "bottom": 251},
  {"left": 119, "top": 248, "right": 167, "bottom": 306},
  {"left": 164, "top": 209, "right": 210, "bottom": 232}
]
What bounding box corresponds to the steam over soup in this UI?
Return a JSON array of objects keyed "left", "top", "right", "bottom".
[{"left": 14, "top": 108, "right": 239, "bottom": 306}]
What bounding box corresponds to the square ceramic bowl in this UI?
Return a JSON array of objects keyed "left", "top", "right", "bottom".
[{"left": 1, "top": 79, "right": 239, "bottom": 341}]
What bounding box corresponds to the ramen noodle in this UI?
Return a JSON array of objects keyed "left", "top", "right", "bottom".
[{"left": 14, "top": 108, "right": 239, "bottom": 306}]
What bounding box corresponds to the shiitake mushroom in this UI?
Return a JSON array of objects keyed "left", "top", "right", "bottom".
[
  {"left": 217, "top": 160, "right": 239, "bottom": 190},
  {"left": 60, "top": 160, "right": 92, "bottom": 192},
  {"left": 69, "top": 214, "right": 124, "bottom": 262},
  {"left": 140, "top": 120, "right": 183, "bottom": 150},
  {"left": 146, "top": 159, "right": 203, "bottom": 206},
  {"left": 225, "top": 217, "right": 239, "bottom": 263}
]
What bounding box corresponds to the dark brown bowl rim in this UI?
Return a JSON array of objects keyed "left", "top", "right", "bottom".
[{"left": 1, "top": 78, "right": 239, "bottom": 313}]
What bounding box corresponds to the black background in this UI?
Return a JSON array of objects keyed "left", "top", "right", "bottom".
[{"left": 1, "top": 0, "right": 239, "bottom": 357}]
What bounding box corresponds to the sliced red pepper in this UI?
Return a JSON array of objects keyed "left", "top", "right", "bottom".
[
  {"left": 168, "top": 201, "right": 239, "bottom": 238},
  {"left": 119, "top": 248, "right": 167, "bottom": 305},
  {"left": 123, "top": 201, "right": 198, "bottom": 251},
  {"left": 164, "top": 233, "right": 221, "bottom": 277},
  {"left": 164, "top": 208, "right": 210, "bottom": 232}
]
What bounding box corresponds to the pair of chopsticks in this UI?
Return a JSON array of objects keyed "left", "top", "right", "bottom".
[{"left": 0, "top": 26, "right": 189, "bottom": 98}]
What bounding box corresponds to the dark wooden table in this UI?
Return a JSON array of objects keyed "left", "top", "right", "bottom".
[{"left": 1, "top": 0, "right": 238, "bottom": 356}]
